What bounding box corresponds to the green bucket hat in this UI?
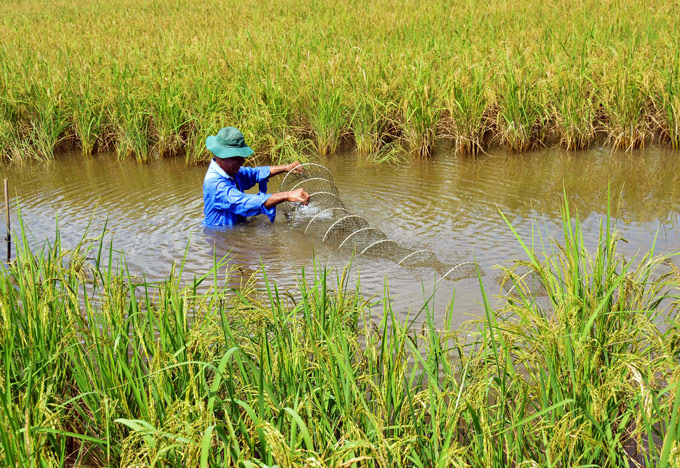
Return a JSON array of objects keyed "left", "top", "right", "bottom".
[{"left": 205, "top": 127, "right": 255, "bottom": 159}]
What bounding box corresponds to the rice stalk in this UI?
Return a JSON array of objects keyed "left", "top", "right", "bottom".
[{"left": 1, "top": 197, "right": 678, "bottom": 466}]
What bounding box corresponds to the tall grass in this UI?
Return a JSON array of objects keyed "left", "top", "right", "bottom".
[
  {"left": 0, "top": 0, "right": 680, "bottom": 163},
  {"left": 1, "top": 199, "right": 679, "bottom": 466},
  {"left": 441, "top": 66, "right": 489, "bottom": 156}
]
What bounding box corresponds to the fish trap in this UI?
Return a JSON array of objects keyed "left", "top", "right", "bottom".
[{"left": 280, "top": 163, "right": 480, "bottom": 281}]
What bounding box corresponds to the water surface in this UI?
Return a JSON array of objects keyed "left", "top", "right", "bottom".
[{"left": 2, "top": 146, "right": 679, "bottom": 325}]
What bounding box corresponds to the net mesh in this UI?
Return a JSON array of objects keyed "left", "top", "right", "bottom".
[{"left": 280, "top": 164, "right": 480, "bottom": 281}]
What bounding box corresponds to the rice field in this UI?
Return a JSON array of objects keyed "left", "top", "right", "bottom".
[
  {"left": 1, "top": 202, "right": 680, "bottom": 467},
  {"left": 0, "top": 0, "right": 679, "bottom": 164}
]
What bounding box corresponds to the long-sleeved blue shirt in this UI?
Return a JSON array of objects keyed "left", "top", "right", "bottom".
[{"left": 203, "top": 159, "right": 275, "bottom": 227}]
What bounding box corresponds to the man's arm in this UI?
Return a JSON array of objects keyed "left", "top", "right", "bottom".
[
  {"left": 213, "top": 183, "right": 274, "bottom": 218},
  {"left": 238, "top": 162, "right": 301, "bottom": 189},
  {"left": 268, "top": 161, "right": 302, "bottom": 177},
  {"left": 264, "top": 188, "right": 310, "bottom": 208}
]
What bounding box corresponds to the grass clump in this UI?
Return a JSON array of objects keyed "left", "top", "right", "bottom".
[
  {"left": 441, "top": 67, "right": 490, "bottom": 156},
  {"left": 1, "top": 200, "right": 679, "bottom": 466}
]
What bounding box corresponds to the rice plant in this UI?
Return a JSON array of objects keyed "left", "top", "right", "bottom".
[
  {"left": 441, "top": 66, "right": 490, "bottom": 155},
  {"left": 1, "top": 196, "right": 678, "bottom": 466},
  {"left": 496, "top": 64, "right": 549, "bottom": 152},
  {"left": 307, "top": 78, "right": 348, "bottom": 156},
  {"left": 601, "top": 69, "right": 654, "bottom": 151},
  {"left": 657, "top": 54, "right": 680, "bottom": 149},
  {"left": 0, "top": 0, "right": 678, "bottom": 162},
  {"left": 553, "top": 74, "right": 597, "bottom": 150},
  {"left": 400, "top": 61, "right": 440, "bottom": 158}
]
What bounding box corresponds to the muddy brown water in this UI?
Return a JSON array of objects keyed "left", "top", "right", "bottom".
[{"left": 1, "top": 146, "right": 679, "bottom": 326}]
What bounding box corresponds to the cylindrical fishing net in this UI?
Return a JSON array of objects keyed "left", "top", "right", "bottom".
[{"left": 279, "top": 164, "right": 480, "bottom": 282}]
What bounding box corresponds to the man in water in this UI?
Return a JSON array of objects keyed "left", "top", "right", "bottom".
[{"left": 203, "top": 127, "right": 310, "bottom": 227}]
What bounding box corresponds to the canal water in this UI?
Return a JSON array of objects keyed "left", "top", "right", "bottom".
[{"left": 2, "top": 146, "right": 679, "bottom": 325}]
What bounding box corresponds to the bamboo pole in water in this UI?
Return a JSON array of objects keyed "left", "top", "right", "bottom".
[{"left": 4, "top": 178, "right": 9, "bottom": 263}]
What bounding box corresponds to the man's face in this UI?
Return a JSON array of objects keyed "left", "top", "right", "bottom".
[{"left": 217, "top": 157, "right": 246, "bottom": 177}]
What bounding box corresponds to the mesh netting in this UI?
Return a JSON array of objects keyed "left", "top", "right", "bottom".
[{"left": 280, "top": 164, "right": 480, "bottom": 282}]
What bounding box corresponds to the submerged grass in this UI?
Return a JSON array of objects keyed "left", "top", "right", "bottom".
[
  {"left": 1, "top": 199, "right": 679, "bottom": 466},
  {"left": 1, "top": 0, "right": 680, "bottom": 163}
]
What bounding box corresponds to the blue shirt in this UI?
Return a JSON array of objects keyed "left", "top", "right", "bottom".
[{"left": 203, "top": 159, "right": 275, "bottom": 227}]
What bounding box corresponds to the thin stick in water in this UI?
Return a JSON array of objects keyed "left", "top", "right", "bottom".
[{"left": 4, "top": 178, "right": 10, "bottom": 263}]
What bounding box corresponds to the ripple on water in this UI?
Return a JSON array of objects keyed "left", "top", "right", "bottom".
[{"left": 1, "top": 147, "right": 679, "bottom": 322}]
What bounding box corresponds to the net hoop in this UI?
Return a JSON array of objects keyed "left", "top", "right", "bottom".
[
  {"left": 337, "top": 227, "right": 386, "bottom": 250},
  {"left": 280, "top": 163, "right": 334, "bottom": 191},
  {"left": 396, "top": 249, "right": 437, "bottom": 266},
  {"left": 288, "top": 191, "right": 342, "bottom": 225},
  {"left": 322, "top": 215, "right": 368, "bottom": 243},
  {"left": 290, "top": 177, "right": 336, "bottom": 193},
  {"left": 303, "top": 207, "right": 351, "bottom": 234},
  {"left": 359, "top": 239, "right": 400, "bottom": 256},
  {"left": 440, "top": 262, "right": 478, "bottom": 280}
]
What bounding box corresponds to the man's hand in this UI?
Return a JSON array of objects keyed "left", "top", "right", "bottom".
[
  {"left": 263, "top": 187, "right": 310, "bottom": 208},
  {"left": 269, "top": 161, "right": 304, "bottom": 176},
  {"left": 287, "top": 188, "right": 310, "bottom": 205},
  {"left": 286, "top": 161, "right": 303, "bottom": 174}
]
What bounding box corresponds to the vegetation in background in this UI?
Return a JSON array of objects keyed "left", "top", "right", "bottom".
[
  {"left": 1, "top": 200, "right": 679, "bottom": 467},
  {"left": 0, "top": 0, "right": 679, "bottom": 163}
]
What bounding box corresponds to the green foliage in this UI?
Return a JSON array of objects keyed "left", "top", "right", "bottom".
[
  {"left": 1, "top": 198, "right": 679, "bottom": 466},
  {"left": 442, "top": 66, "right": 489, "bottom": 155}
]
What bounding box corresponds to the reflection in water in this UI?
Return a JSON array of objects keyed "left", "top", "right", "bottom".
[{"left": 1, "top": 146, "right": 678, "bottom": 323}]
